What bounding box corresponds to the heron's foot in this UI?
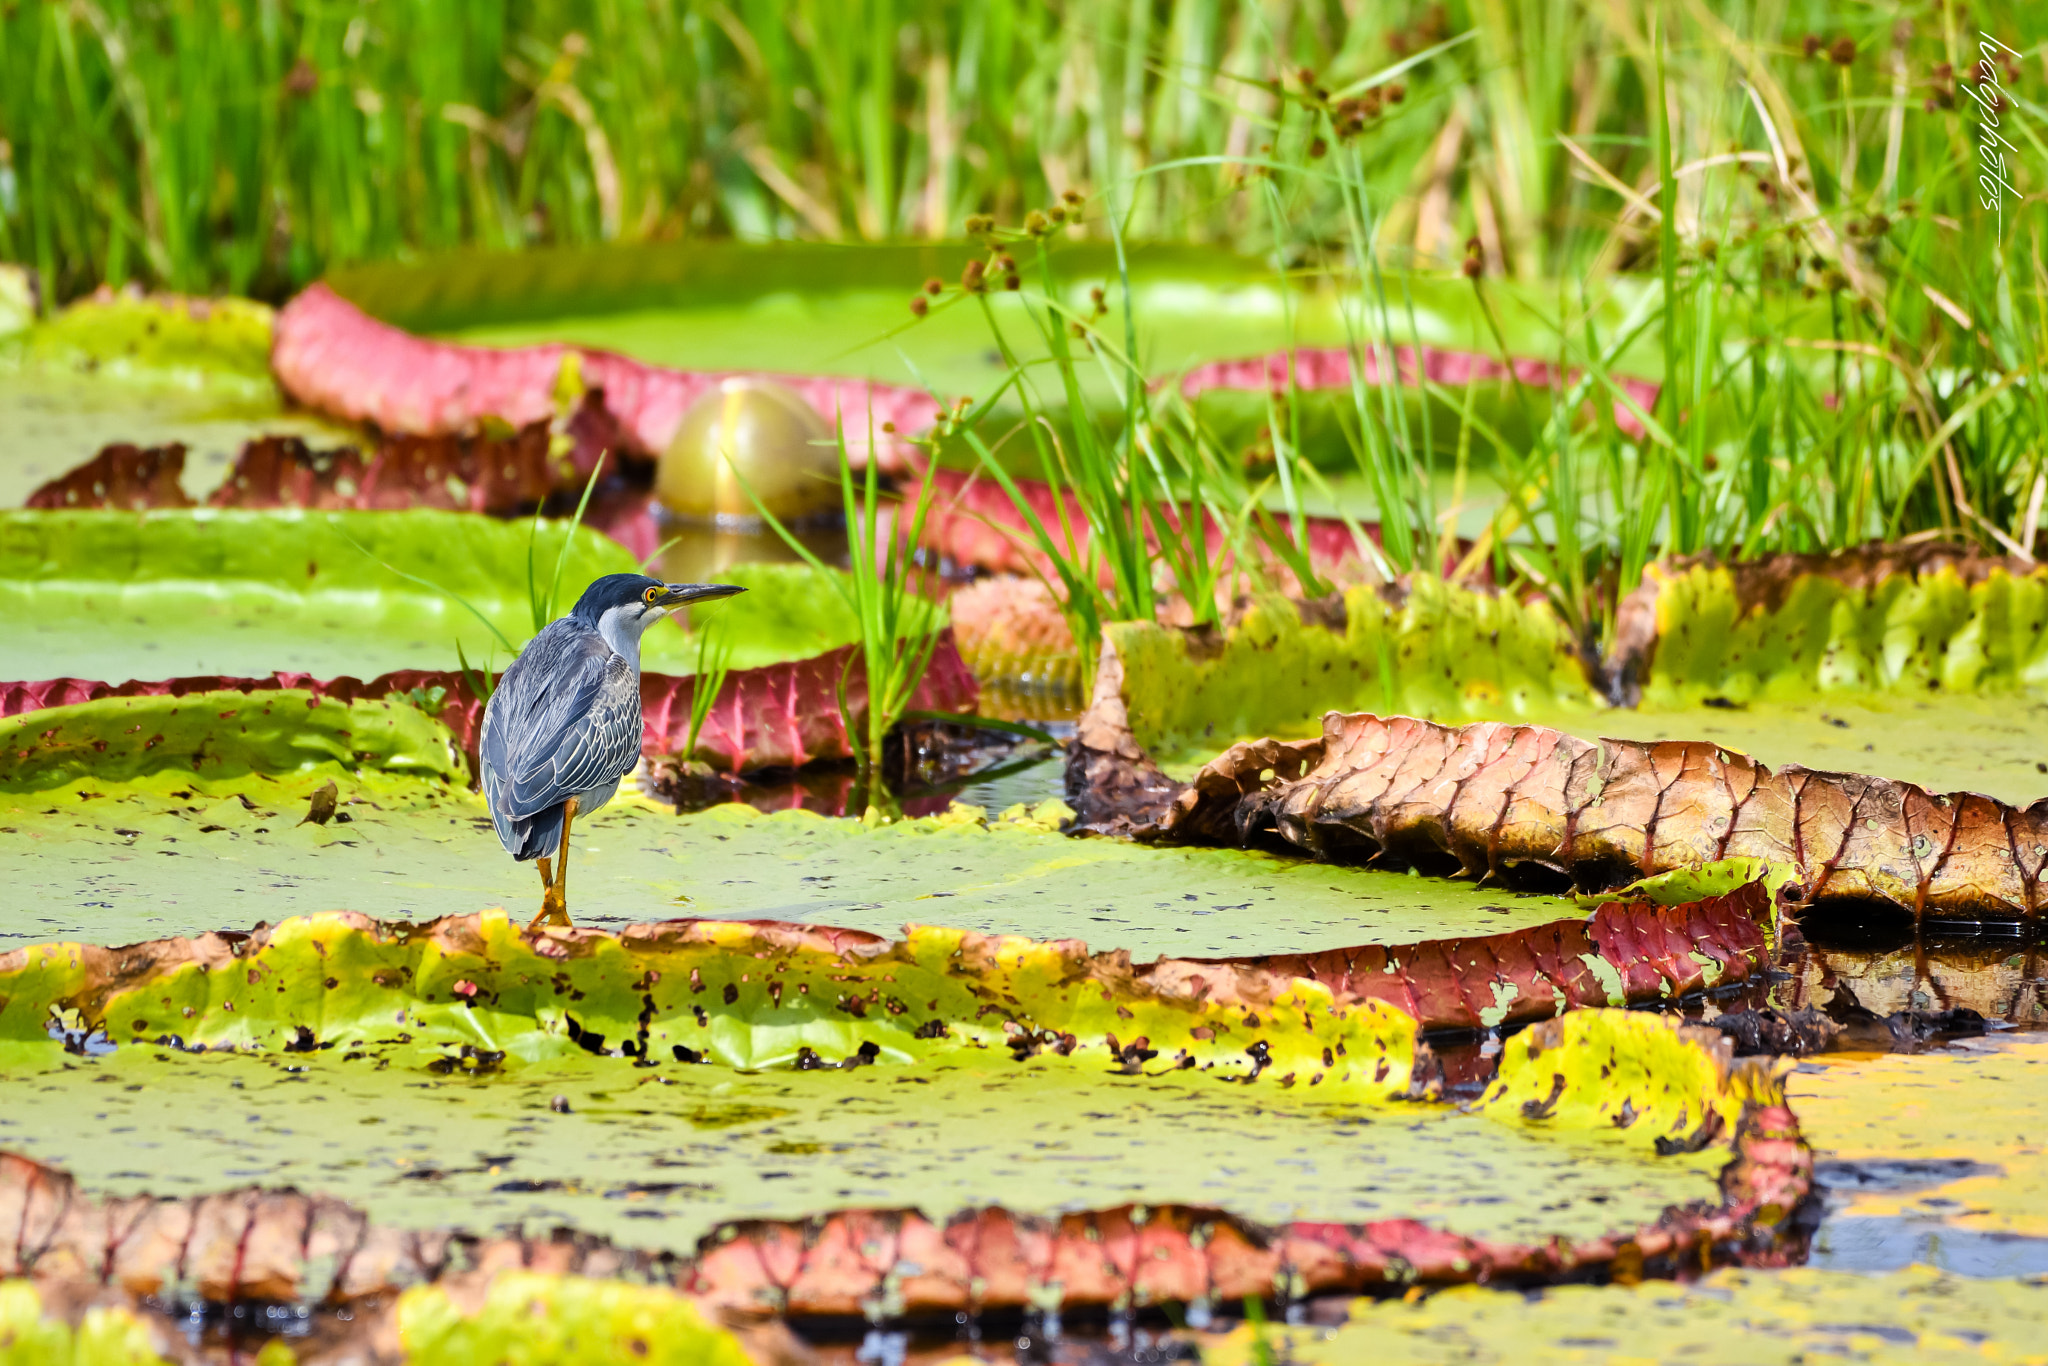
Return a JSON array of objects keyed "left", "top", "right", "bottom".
[{"left": 526, "top": 885, "right": 572, "bottom": 932}]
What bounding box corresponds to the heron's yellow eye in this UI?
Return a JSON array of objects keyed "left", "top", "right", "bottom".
[{"left": 643, "top": 586, "right": 660, "bottom": 603}]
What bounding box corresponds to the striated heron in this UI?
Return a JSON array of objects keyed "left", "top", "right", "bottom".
[{"left": 480, "top": 573, "right": 744, "bottom": 929}]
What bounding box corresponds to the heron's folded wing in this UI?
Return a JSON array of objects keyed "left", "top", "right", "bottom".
[{"left": 483, "top": 627, "right": 642, "bottom": 820}]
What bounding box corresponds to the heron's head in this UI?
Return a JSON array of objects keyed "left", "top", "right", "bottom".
[{"left": 571, "top": 573, "right": 745, "bottom": 644}]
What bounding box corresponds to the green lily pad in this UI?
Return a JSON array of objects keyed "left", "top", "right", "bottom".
[
  {"left": 1515, "top": 692, "right": 2048, "bottom": 809},
  {"left": 1631, "top": 557, "right": 2048, "bottom": 707},
  {"left": 0, "top": 1281, "right": 173, "bottom": 1366},
  {"left": 0, "top": 509, "right": 923, "bottom": 682},
  {"left": 0, "top": 691, "right": 465, "bottom": 791},
  {"left": 335, "top": 242, "right": 1665, "bottom": 406},
  {"left": 0, "top": 1040, "right": 1728, "bottom": 1262},
  {"left": 1107, "top": 580, "right": 1595, "bottom": 767},
  {"left": 1573, "top": 857, "right": 1798, "bottom": 910},
  {"left": 7, "top": 293, "right": 276, "bottom": 394},
  {"left": 0, "top": 782, "right": 1588, "bottom": 955},
  {"left": 395, "top": 1272, "right": 751, "bottom": 1366}
]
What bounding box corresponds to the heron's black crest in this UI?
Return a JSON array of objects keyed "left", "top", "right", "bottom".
[
  {"left": 568, "top": 574, "right": 745, "bottom": 624},
  {"left": 571, "top": 574, "right": 666, "bottom": 624}
]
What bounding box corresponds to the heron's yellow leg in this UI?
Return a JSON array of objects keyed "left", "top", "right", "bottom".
[
  {"left": 525, "top": 855, "right": 558, "bottom": 933},
  {"left": 546, "top": 798, "right": 581, "bottom": 928}
]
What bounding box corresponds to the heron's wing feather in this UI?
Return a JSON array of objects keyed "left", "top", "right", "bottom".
[
  {"left": 480, "top": 623, "right": 644, "bottom": 823},
  {"left": 546, "top": 662, "right": 645, "bottom": 800}
]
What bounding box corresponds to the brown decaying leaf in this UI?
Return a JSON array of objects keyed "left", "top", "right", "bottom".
[
  {"left": 1105, "top": 711, "right": 2048, "bottom": 924},
  {"left": 0, "top": 1102, "right": 1808, "bottom": 1315},
  {"left": 25, "top": 443, "right": 194, "bottom": 511}
]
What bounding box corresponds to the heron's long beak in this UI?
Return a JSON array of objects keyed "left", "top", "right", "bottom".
[{"left": 655, "top": 583, "right": 747, "bottom": 609}]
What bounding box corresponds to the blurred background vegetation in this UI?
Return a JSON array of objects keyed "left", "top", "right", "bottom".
[{"left": 0, "top": 0, "right": 2042, "bottom": 645}]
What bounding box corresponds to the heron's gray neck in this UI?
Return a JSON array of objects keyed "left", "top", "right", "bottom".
[{"left": 595, "top": 605, "right": 655, "bottom": 671}]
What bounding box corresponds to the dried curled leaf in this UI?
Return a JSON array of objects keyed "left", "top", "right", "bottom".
[{"left": 1146, "top": 711, "right": 2048, "bottom": 924}]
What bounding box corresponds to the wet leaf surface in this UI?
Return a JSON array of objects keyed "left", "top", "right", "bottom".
[
  {"left": 0, "top": 1009, "right": 1801, "bottom": 1316},
  {"left": 0, "top": 789, "right": 1585, "bottom": 956},
  {"left": 1198, "top": 1264, "right": 2048, "bottom": 1365},
  {"left": 0, "top": 1044, "right": 1729, "bottom": 1259},
  {"left": 1788, "top": 938, "right": 2048, "bottom": 1027}
]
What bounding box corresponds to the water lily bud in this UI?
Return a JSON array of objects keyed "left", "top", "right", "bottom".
[{"left": 657, "top": 378, "right": 836, "bottom": 524}]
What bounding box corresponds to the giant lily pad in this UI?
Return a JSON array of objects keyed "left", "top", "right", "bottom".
[
  {"left": 0, "top": 508, "right": 924, "bottom": 682},
  {"left": 1093, "top": 581, "right": 1595, "bottom": 764},
  {"left": 0, "top": 294, "right": 356, "bottom": 511},
  {"left": 1609, "top": 547, "right": 2048, "bottom": 707},
  {"left": 0, "top": 773, "right": 1733, "bottom": 962},
  {"left": 0, "top": 690, "right": 464, "bottom": 791},
  {"left": 0, "top": 1007, "right": 1794, "bottom": 1313}
]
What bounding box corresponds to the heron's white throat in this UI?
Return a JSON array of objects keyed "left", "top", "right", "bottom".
[{"left": 596, "top": 602, "right": 666, "bottom": 670}]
